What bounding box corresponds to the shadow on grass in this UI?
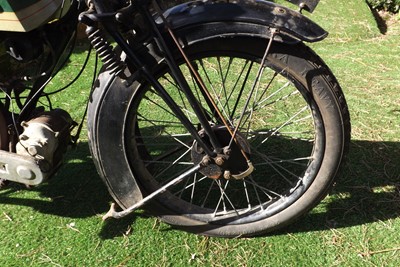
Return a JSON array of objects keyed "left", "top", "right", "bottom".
[
  {"left": 0, "top": 140, "right": 399, "bottom": 238},
  {"left": 0, "top": 142, "right": 151, "bottom": 239},
  {"left": 0, "top": 142, "right": 110, "bottom": 217},
  {"left": 279, "top": 139, "right": 400, "bottom": 235}
]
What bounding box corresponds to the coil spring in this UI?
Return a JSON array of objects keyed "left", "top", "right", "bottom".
[{"left": 86, "top": 26, "right": 126, "bottom": 77}]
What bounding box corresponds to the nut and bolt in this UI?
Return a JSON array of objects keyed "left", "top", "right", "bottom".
[
  {"left": 223, "top": 170, "right": 231, "bottom": 180},
  {"left": 215, "top": 156, "right": 225, "bottom": 166},
  {"left": 201, "top": 156, "right": 211, "bottom": 166},
  {"left": 223, "top": 147, "right": 231, "bottom": 156}
]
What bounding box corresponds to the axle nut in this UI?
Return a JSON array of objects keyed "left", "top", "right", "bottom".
[
  {"left": 215, "top": 157, "right": 225, "bottom": 166},
  {"left": 17, "top": 166, "right": 35, "bottom": 180}
]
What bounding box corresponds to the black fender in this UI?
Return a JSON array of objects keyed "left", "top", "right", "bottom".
[
  {"left": 163, "top": 0, "right": 327, "bottom": 43},
  {"left": 88, "top": 71, "right": 144, "bottom": 209}
]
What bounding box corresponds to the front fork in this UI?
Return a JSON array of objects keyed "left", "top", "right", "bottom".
[
  {"left": 81, "top": 2, "right": 222, "bottom": 159},
  {"left": 81, "top": 0, "right": 279, "bottom": 219},
  {"left": 82, "top": 0, "right": 276, "bottom": 174}
]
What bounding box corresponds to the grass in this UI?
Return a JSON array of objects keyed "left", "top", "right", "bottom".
[{"left": 1, "top": 0, "right": 400, "bottom": 266}]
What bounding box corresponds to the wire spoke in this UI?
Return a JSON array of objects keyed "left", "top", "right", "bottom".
[
  {"left": 213, "top": 180, "right": 240, "bottom": 217},
  {"left": 173, "top": 174, "right": 209, "bottom": 200},
  {"left": 153, "top": 148, "right": 193, "bottom": 179},
  {"left": 246, "top": 177, "right": 282, "bottom": 199},
  {"left": 253, "top": 156, "right": 312, "bottom": 166},
  {"left": 254, "top": 150, "right": 306, "bottom": 186},
  {"left": 136, "top": 112, "right": 192, "bottom": 149},
  {"left": 257, "top": 105, "right": 310, "bottom": 146}
]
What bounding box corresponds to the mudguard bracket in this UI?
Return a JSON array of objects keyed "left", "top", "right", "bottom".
[{"left": 285, "top": 0, "right": 320, "bottom": 13}]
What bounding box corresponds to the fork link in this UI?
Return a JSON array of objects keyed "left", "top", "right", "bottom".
[{"left": 85, "top": 25, "right": 126, "bottom": 78}]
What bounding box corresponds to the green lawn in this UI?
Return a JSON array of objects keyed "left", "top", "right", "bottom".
[{"left": 1, "top": 0, "right": 400, "bottom": 266}]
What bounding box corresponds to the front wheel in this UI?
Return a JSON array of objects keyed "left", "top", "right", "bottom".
[{"left": 90, "top": 29, "right": 350, "bottom": 237}]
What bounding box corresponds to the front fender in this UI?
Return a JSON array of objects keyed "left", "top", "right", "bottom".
[{"left": 163, "top": 0, "right": 327, "bottom": 43}]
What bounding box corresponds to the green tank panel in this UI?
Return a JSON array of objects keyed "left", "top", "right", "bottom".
[
  {"left": 0, "top": 0, "right": 70, "bottom": 32},
  {"left": 0, "top": 1, "right": 43, "bottom": 12}
]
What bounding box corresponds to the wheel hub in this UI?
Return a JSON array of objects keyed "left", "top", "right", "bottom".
[{"left": 191, "top": 126, "right": 251, "bottom": 179}]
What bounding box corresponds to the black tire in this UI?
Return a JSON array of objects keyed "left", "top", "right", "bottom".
[{"left": 89, "top": 24, "right": 350, "bottom": 237}]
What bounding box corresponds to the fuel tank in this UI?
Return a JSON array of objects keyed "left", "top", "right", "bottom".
[{"left": 0, "top": 0, "right": 71, "bottom": 32}]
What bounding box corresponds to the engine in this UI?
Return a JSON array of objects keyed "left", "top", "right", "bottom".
[{"left": 16, "top": 109, "right": 76, "bottom": 176}]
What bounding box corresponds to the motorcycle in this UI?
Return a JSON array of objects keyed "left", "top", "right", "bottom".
[{"left": 0, "top": 0, "right": 350, "bottom": 237}]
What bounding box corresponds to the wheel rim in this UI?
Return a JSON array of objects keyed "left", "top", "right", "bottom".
[{"left": 126, "top": 52, "right": 325, "bottom": 224}]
